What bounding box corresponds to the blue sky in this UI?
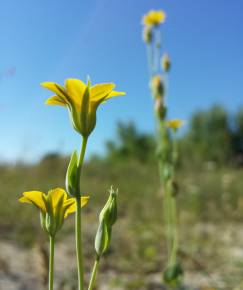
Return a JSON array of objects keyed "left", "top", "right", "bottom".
[{"left": 0, "top": 0, "right": 242, "bottom": 162}]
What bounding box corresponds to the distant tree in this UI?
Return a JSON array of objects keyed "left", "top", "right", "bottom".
[
  {"left": 232, "top": 109, "right": 243, "bottom": 165},
  {"left": 105, "top": 122, "right": 155, "bottom": 162},
  {"left": 105, "top": 106, "right": 243, "bottom": 167},
  {"left": 181, "top": 105, "right": 232, "bottom": 165}
]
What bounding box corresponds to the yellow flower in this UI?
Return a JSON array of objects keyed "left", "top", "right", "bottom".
[
  {"left": 166, "top": 119, "right": 185, "bottom": 132},
  {"left": 41, "top": 78, "right": 125, "bottom": 137},
  {"left": 142, "top": 10, "right": 166, "bottom": 27},
  {"left": 19, "top": 188, "right": 89, "bottom": 236}
]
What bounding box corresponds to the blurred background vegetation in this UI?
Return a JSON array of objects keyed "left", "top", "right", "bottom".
[{"left": 1, "top": 104, "right": 243, "bottom": 289}]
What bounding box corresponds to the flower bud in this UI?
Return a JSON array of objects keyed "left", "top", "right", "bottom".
[
  {"left": 151, "top": 75, "right": 164, "bottom": 98},
  {"left": 162, "top": 53, "right": 171, "bottom": 72},
  {"left": 168, "top": 180, "right": 179, "bottom": 197},
  {"left": 163, "top": 262, "right": 183, "bottom": 286},
  {"left": 154, "top": 98, "right": 166, "bottom": 120},
  {"left": 95, "top": 187, "right": 118, "bottom": 258},
  {"left": 66, "top": 150, "right": 80, "bottom": 197},
  {"left": 142, "top": 26, "right": 153, "bottom": 44}
]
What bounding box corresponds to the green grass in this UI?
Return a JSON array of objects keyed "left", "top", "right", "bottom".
[{"left": 1, "top": 155, "right": 243, "bottom": 289}]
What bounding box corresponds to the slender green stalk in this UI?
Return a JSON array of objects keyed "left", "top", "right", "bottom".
[
  {"left": 169, "top": 197, "right": 178, "bottom": 266},
  {"left": 78, "top": 137, "right": 88, "bottom": 169},
  {"left": 146, "top": 44, "right": 154, "bottom": 78},
  {"left": 88, "top": 258, "right": 100, "bottom": 290},
  {"left": 154, "top": 27, "right": 161, "bottom": 73},
  {"left": 75, "top": 136, "right": 88, "bottom": 290},
  {"left": 49, "top": 236, "right": 55, "bottom": 290}
]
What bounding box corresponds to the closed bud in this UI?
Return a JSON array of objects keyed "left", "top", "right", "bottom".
[
  {"left": 143, "top": 26, "right": 153, "bottom": 44},
  {"left": 151, "top": 75, "right": 164, "bottom": 98},
  {"left": 154, "top": 98, "right": 166, "bottom": 120},
  {"left": 163, "top": 262, "right": 183, "bottom": 286},
  {"left": 162, "top": 53, "right": 171, "bottom": 72},
  {"left": 95, "top": 187, "right": 118, "bottom": 258},
  {"left": 66, "top": 150, "right": 80, "bottom": 197},
  {"left": 95, "top": 220, "right": 110, "bottom": 257},
  {"left": 168, "top": 180, "right": 179, "bottom": 197}
]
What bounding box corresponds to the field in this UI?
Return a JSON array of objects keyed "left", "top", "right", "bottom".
[{"left": 1, "top": 154, "right": 243, "bottom": 290}]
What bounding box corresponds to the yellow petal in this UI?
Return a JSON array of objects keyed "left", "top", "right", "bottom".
[
  {"left": 48, "top": 188, "right": 67, "bottom": 209},
  {"left": 90, "top": 83, "right": 115, "bottom": 102},
  {"left": 64, "top": 196, "right": 89, "bottom": 218},
  {"left": 65, "top": 79, "right": 87, "bottom": 107},
  {"left": 166, "top": 119, "right": 185, "bottom": 130},
  {"left": 45, "top": 95, "right": 66, "bottom": 106},
  {"left": 41, "top": 82, "right": 68, "bottom": 103},
  {"left": 19, "top": 191, "right": 46, "bottom": 212},
  {"left": 104, "top": 90, "right": 126, "bottom": 101},
  {"left": 142, "top": 10, "right": 166, "bottom": 26}
]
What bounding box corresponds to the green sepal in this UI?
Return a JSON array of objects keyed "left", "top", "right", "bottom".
[
  {"left": 42, "top": 194, "right": 55, "bottom": 237},
  {"left": 40, "top": 211, "right": 48, "bottom": 234},
  {"left": 54, "top": 194, "right": 65, "bottom": 232},
  {"left": 80, "top": 82, "right": 90, "bottom": 137},
  {"left": 66, "top": 150, "right": 79, "bottom": 197},
  {"left": 108, "top": 193, "right": 117, "bottom": 226}
]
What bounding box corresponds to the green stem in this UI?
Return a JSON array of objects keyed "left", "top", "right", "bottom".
[
  {"left": 75, "top": 136, "right": 88, "bottom": 290},
  {"left": 155, "top": 27, "right": 161, "bottom": 74},
  {"left": 169, "top": 197, "right": 178, "bottom": 266},
  {"left": 49, "top": 236, "right": 55, "bottom": 290},
  {"left": 78, "top": 137, "right": 88, "bottom": 168},
  {"left": 88, "top": 258, "right": 100, "bottom": 290},
  {"left": 163, "top": 186, "right": 171, "bottom": 256},
  {"left": 147, "top": 44, "right": 154, "bottom": 78}
]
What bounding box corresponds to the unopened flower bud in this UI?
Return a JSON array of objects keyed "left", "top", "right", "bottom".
[
  {"left": 163, "top": 262, "right": 183, "bottom": 285},
  {"left": 162, "top": 53, "right": 171, "bottom": 72},
  {"left": 151, "top": 75, "right": 164, "bottom": 98},
  {"left": 154, "top": 98, "right": 166, "bottom": 120},
  {"left": 95, "top": 187, "right": 118, "bottom": 258},
  {"left": 169, "top": 180, "right": 179, "bottom": 197},
  {"left": 143, "top": 26, "right": 153, "bottom": 44}
]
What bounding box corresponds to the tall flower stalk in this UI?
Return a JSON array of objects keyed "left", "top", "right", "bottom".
[
  {"left": 142, "top": 10, "right": 184, "bottom": 287},
  {"left": 74, "top": 136, "right": 88, "bottom": 290},
  {"left": 49, "top": 235, "right": 55, "bottom": 290}
]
